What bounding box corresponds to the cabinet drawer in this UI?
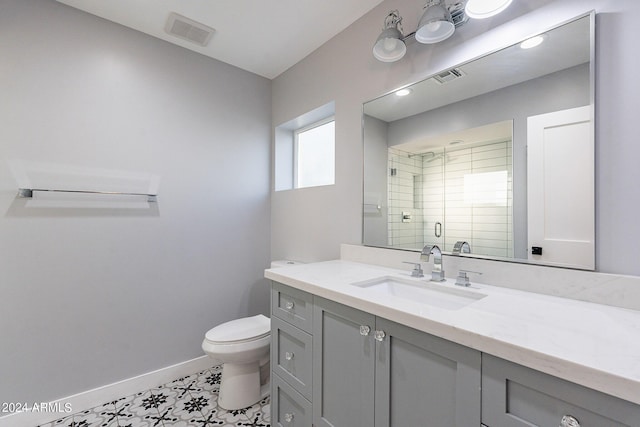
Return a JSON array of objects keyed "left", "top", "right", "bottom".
[
  {"left": 271, "top": 316, "right": 313, "bottom": 400},
  {"left": 272, "top": 374, "right": 312, "bottom": 427},
  {"left": 482, "top": 354, "right": 640, "bottom": 427},
  {"left": 271, "top": 282, "right": 313, "bottom": 333}
]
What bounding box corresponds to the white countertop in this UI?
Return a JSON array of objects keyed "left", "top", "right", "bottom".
[{"left": 265, "top": 260, "right": 640, "bottom": 405}]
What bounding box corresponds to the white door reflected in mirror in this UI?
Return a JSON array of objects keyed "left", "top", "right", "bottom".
[{"left": 527, "top": 106, "right": 594, "bottom": 269}]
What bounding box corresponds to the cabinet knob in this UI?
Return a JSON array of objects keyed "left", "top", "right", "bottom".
[
  {"left": 359, "top": 325, "right": 371, "bottom": 336},
  {"left": 374, "top": 330, "right": 386, "bottom": 342},
  {"left": 285, "top": 351, "right": 294, "bottom": 361},
  {"left": 284, "top": 301, "right": 294, "bottom": 310},
  {"left": 284, "top": 412, "right": 294, "bottom": 423},
  {"left": 560, "top": 415, "right": 580, "bottom": 427}
]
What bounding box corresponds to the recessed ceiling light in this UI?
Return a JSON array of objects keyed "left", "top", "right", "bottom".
[
  {"left": 520, "top": 35, "right": 546, "bottom": 49},
  {"left": 395, "top": 88, "right": 412, "bottom": 97}
]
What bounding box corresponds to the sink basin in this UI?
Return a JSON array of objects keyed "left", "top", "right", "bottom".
[{"left": 351, "top": 276, "right": 486, "bottom": 310}]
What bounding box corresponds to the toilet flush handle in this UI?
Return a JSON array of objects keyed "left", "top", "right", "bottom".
[{"left": 284, "top": 301, "right": 294, "bottom": 310}]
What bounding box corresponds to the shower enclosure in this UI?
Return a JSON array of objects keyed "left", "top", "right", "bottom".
[{"left": 387, "top": 138, "right": 513, "bottom": 257}]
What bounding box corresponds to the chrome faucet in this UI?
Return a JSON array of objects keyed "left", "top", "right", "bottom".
[{"left": 421, "top": 245, "right": 445, "bottom": 282}]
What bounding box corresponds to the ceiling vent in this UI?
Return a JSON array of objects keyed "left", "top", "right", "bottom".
[
  {"left": 432, "top": 67, "right": 466, "bottom": 84},
  {"left": 165, "top": 12, "right": 215, "bottom": 47}
]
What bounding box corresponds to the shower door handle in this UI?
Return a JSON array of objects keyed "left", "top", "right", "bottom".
[{"left": 435, "top": 222, "right": 442, "bottom": 238}]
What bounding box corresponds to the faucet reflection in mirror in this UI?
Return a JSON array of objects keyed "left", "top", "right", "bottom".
[{"left": 452, "top": 241, "right": 471, "bottom": 255}]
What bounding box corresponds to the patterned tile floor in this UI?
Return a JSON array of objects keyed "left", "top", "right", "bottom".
[{"left": 37, "top": 365, "right": 270, "bottom": 427}]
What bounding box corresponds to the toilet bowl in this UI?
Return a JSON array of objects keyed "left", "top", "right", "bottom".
[{"left": 202, "top": 314, "right": 271, "bottom": 410}]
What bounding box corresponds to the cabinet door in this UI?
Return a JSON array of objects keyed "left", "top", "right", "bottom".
[
  {"left": 482, "top": 354, "right": 640, "bottom": 427},
  {"left": 375, "top": 318, "right": 481, "bottom": 427},
  {"left": 313, "top": 297, "right": 375, "bottom": 427}
]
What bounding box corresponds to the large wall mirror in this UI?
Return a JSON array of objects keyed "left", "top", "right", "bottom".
[{"left": 363, "top": 13, "right": 594, "bottom": 270}]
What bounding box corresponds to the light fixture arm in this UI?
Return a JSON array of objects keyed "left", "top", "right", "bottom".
[{"left": 383, "top": 10, "right": 404, "bottom": 33}]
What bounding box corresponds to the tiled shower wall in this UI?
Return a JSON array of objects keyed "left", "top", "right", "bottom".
[
  {"left": 388, "top": 147, "right": 425, "bottom": 249},
  {"left": 388, "top": 141, "right": 512, "bottom": 257}
]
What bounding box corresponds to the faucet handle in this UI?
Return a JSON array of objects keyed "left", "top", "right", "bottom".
[
  {"left": 430, "top": 269, "right": 446, "bottom": 282},
  {"left": 455, "top": 270, "right": 482, "bottom": 287},
  {"left": 402, "top": 261, "right": 424, "bottom": 278}
]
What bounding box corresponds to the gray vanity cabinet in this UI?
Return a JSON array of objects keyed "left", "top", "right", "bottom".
[
  {"left": 271, "top": 282, "right": 315, "bottom": 427},
  {"left": 272, "top": 374, "right": 312, "bottom": 427},
  {"left": 374, "top": 317, "right": 481, "bottom": 427},
  {"left": 312, "top": 296, "right": 481, "bottom": 427},
  {"left": 272, "top": 282, "right": 640, "bottom": 427},
  {"left": 482, "top": 354, "right": 640, "bottom": 427},
  {"left": 312, "top": 296, "right": 376, "bottom": 427}
]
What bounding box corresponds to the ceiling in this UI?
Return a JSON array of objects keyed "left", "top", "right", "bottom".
[
  {"left": 394, "top": 120, "right": 514, "bottom": 154},
  {"left": 56, "top": 0, "right": 385, "bottom": 79}
]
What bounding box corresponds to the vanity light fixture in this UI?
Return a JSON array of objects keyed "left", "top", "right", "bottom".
[
  {"left": 415, "top": 0, "right": 455, "bottom": 44},
  {"left": 372, "top": 10, "right": 407, "bottom": 62},
  {"left": 465, "top": 0, "right": 513, "bottom": 19},
  {"left": 373, "top": 0, "right": 512, "bottom": 62},
  {"left": 520, "top": 34, "right": 546, "bottom": 49}
]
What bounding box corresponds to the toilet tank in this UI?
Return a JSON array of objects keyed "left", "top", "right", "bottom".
[{"left": 270, "top": 260, "right": 304, "bottom": 268}]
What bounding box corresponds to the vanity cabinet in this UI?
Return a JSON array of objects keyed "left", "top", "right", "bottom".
[
  {"left": 271, "top": 282, "right": 314, "bottom": 426},
  {"left": 271, "top": 281, "right": 313, "bottom": 333},
  {"left": 270, "top": 282, "right": 640, "bottom": 427},
  {"left": 312, "top": 296, "right": 481, "bottom": 427},
  {"left": 482, "top": 354, "right": 640, "bottom": 427},
  {"left": 312, "top": 297, "right": 375, "bottom": 427},
  {"left": 272, "top": 375, "right": 312, "bottom": 427},
  {"left": 374, "top": 317, "right": 481, "bottom": 427}
]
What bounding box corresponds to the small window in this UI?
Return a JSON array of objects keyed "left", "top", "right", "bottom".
[
  {"left": 294, "top": 117, "right": 335, "bottom": 189},
  {"left": 274, "top": 101, "right": 335, "bottom": 192}
]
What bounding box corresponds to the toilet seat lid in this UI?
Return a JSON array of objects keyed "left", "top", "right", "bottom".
[{"left": 205, "top": 314, "right": 270, "bottom": 344}]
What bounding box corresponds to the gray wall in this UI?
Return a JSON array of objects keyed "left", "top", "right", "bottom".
[
  {"left": 271, "top": 0, "right": 640, "bottom": 276},
  {"left": 0, "top": 0, "right": 271, "bottom": 404}
]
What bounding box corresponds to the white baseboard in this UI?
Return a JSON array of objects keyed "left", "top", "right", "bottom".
[{"left": 0, "top": 355, "right": 214, "bottom": 427}]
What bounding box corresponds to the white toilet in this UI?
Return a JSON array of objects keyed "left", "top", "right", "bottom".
[{"left": 202, "top": 314, "right": 271, "bottom": 410}]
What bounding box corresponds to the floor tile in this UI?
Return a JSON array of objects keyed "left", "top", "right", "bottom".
[
  {"left": 37, "top": 414, "right": 75, "bottom": 427},
  {"left": 129, "top": 391, "right": 159, "bottom": 415},
  {"left": 192, "top": 367, "right": 223, "bottom": 394},
  {"left": 33, "top": 364, "right": 270, "bottom": 427},
  {"left": 72, "top": 406, "right": 118, "bottom": 427},
  {"left": 236, "top": 396, "right": 268, "bottom": 424}
]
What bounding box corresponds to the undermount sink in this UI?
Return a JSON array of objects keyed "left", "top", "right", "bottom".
[{"left": 351, "top": 276, "right": 486, "bottom": 310}]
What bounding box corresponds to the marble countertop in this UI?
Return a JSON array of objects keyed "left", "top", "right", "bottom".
[{"left": 265, "top": 260, "right": 640, "bottom": 405}]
